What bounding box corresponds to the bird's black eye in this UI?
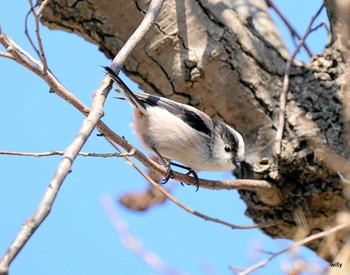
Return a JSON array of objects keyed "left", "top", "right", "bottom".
[{"left": 224, "top": 144, "right": 232, "bottom": 153}]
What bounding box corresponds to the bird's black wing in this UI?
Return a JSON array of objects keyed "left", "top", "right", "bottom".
[{"left": 135, "top": 93, "right": 213, "bottom": 137}]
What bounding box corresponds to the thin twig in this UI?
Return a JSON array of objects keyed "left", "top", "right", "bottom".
[
  {"left": 106, "top": 138, "right": 278, "bottom": 230},
  {"left": 274, "top": 4, "right": 325, "bottom": 155},
  {"left": 24, "top": 5, "right": 43, "bottom": 70},
  {"left": 235, "top": 221, "right": 350, "bottom": 275},
  {"left": 265, "top": 0, "right": 313, "bottom": 57},
  {"left": 24, "top": 7, "right": 39, "bottom": 57},
  {"left": 2, "top": 30, "right": 42, "bottom": 69},
  {"left": 311, "top": 21, "right": 330, "bottom": 35},
  {"left": 0, "top": 150, "right": 135, "bottom": 158},
  {"left": 28, "top": 0, "right": 48, "bottom": 73},
  {"left": 109, "top": 0, "right": 164, "bottom": 72},
  {"left": 0, "top": 52, "right": 14, "bottom": 59}
]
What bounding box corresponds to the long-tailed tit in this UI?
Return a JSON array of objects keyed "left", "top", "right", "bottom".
[{"left": 105, "top": 67, "right": 245, "bottom": 185}]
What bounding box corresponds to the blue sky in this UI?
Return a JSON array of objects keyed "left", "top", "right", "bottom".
[{"left": 0, "top": 1, "right": 329, "bottom": 274}]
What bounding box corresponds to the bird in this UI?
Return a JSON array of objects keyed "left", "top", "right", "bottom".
[{"left": 104, "top": 66, "right": 245, "bottom": 189}]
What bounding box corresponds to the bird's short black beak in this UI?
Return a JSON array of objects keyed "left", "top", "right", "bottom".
[{"left": 233, "top": 160, "right": 241, "bottom": 169}]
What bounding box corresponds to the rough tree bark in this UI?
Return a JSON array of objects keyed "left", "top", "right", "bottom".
[{"left": 40, "top": 0, "right": 350, "bottom": 260}]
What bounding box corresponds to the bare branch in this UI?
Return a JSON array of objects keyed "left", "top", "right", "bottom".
[
  {"left": 98, "top": 115, "right": 277, "bottom": 196},
  {"left": 265, "top": 0, "right": 313, "bottom": 57},
  {"left": 1, "top": 30, "right": 42, "bottom": 69},
  {"left": 24, "top": 6, "right": 42, "bottom": 64},
  {"left": 106, "top": 139, "right": 279, "bottom": 230},
  {"left": 235, "top": 221, "right": 350, "bottom": 275},
  {"left": 0, "top": 0, "right": 165, "bottom": 272},
  {"left": 109, "top": 0, "right": 165, "bottom": 73},
  {"left": 0, "top": 150, "right": 135, "bottom": 158},
  {"left": 274, "top": 4, "right": 325, "bottom": 155},
  {"left": 0, "top": 52, "right": 14, "bottom": 59},
  {"left": 0, "top": 73, "right": 110, "bottom": 275},
  {"left": 27, "top": 0, "right": 48, "bottom": 73}
]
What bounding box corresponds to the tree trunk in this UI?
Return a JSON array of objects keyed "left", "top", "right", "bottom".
[{"left": 40, "top": 0, "right": 350, "bottom": 260}]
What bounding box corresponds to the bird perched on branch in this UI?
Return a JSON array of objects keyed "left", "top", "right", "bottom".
[{"left": 105, "top": 66, "right": 245, "bottom": 189}]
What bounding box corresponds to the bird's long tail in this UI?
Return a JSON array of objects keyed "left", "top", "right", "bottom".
[{"left": 104, "top": 66, "right": 147, "bottom": 114}]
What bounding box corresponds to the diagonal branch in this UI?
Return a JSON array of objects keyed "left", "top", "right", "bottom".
[
  {"left": 27, "top": 0, "right": 48, "bottom": 73},
  {"left": 0, "top": 52, "right": 13, "bottom": 59},
  {"left": 109, "top": 0, "right": 165, "bottom": 73},
  {"left": 106, "top": 139, "right": 278, "bottom": 230},
  {"left": 265, "top": 0, "right": 313, "bottom": 57},
  {"left": 274, "top": 4, "right": 325, "bottom": 155},
  {"left": 0, "top": 150, "right": 135, "bottom": 158},
  {"left": 0, "top": 59, "right": 111, "bottom": 275},
  {"left": 234, "top": 221, "right": 350, "bottom": 275},
  {"left": 0, "top": 0, "right": 165, "bottom": 273}
]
